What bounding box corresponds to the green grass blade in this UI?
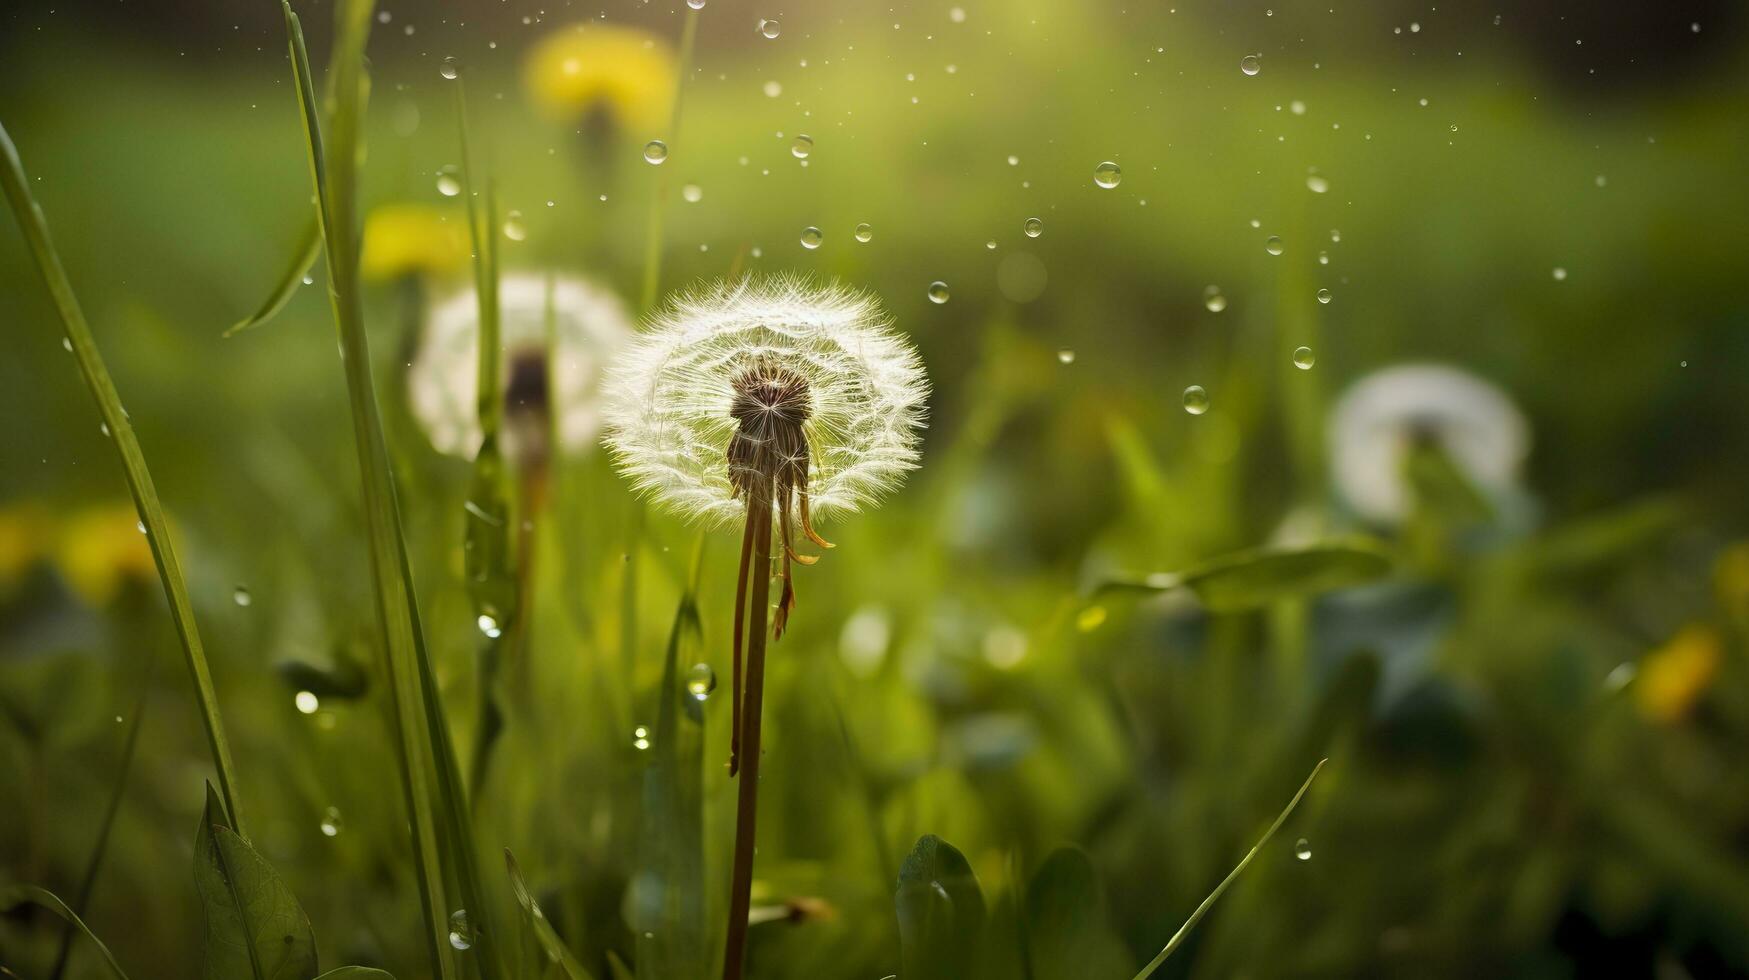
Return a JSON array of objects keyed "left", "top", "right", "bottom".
[
  {"left": 0, "top": 884, "right": 132, "bottom": 980},
  {"left": 504, "top": 849, "right": 596, "bottom": 980},
  {"left": 223, "top": 218, "right": 321, "bottom": 337},
  {"left": 1131, "top": 760, "right": 1327, "bottom": 979},
  {"left": 279, "top": 3, "right": 452, "bottom": 976},
  {"left": 0, "top": 119, "right": 247, "bottom": 835}
]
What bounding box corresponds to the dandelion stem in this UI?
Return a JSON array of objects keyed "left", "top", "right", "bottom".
[
  {"left": 728, "top": 502, "right": 754, "bottom": 776},
  {"left": 723, "top": 491, "right": 773, "bottom": 980}
]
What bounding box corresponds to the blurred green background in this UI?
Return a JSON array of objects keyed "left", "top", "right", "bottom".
[{"left": 3, "top": 0, "right": 1749, "bottom": 977}]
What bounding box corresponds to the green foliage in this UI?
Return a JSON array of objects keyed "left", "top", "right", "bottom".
[
  {"left": 0, "top": 884, "right": 132, "bottom": 979},
  {"left": 895, "top": 835, "right": 987, "bottom": 980},
  {"left": 193, "top": 783, "right": 320, "bottom": 980}
]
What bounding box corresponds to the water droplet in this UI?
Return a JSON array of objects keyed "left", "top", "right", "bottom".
[
  {"left": 1093, "top": 161, "right": 1122, "bottom": 188},
  {"left": 688, "top": 0, "right": 706, "bottom": 8},
  {"left": 435, "top": 165, "right": 461, "bottom": 197},
  {"left": 62, "top": 337, "right": 73, "bottom": 351},
  {"left": 99, "top": 422, "right": 110, "bottom": 437},
  {"left": 1316, "top": 287, "right": 1332, "bottom": 304},
  {"left": 1552, "top": 266, "right": 1567, "bottom": 281},
  {"left": 136, "top": 520, "right": 147, "bottom": 534},
  {"left": 1605, "top": 662, "right": 1636, "bottom": 691},
  {"left": 502, "top": 210, "right": 526, "bottom": 241},
  {"left": 790, "top": 134, "right": 813, "bottom": 159},
  {"left": 1264, "top": 235, "right": 1284, "bottom": 256},
  {"left": 233, "top": 585, "right": 252, "bottom": 607},
  {"left": 1203, "top": 285, "right": 1228, "bottom": 312},
  {"left": 1330, "top": 229, "right": 1342, "bottom": 243},
  {"left": 1056, "top": 348, "right": 1076, "bottom": 364},
  {"left": 1023, "top": 217, "right": 1043, "bottom": 238},
  {"left": 927, "top": 281, "right": 950, "bottom": 304},
  {"left": 448, "top": 909, "right": 474, "bottom": 951},
  {"left": 759, "top": 18, "right": 781, "bottom": 39},
  {"left": 301, "top": 275, "right": 314, "bottom": 285},
  {"left": 477, "top": 613, "right": 502, "bottom": 639},
  {"left": 295, "top": 691, "right": 320, "bottom": 715},
  {"left": 1240, "top": 53, "right": 1262, "bottom": 76},
  {"left": 319, "top": 806, "right": 343, "bottom": 837},
  {"left": 1293, "top": 346, "right": 1316, "bottom": 369},
  {"left": 632, "top": 725, "right": 652, "bottom": 751},
  {"left": 854, "top": 222, "right": 873, "bottom": 243},
  {"left": 1306, "top": 174, "right": 1329, "bottom": 194},
  {"left": 439, "top": 56, "right": 460, "bottom": 80},
  {"left": 1007, "top": 154, "right": 1020, "bottom": 166},
  {"left": 800, "top": 226, "right": 823, "bottom": 249},
  {"left": 681, "top": 184, "right": 703, "bottom": 203},
  {"left": 1182, "top": 385, "right": 1210, "bottom": 415},
  {"left": 686, "top": 663, "right": 717, "bottom": 700},
  {"left": 762, "top": 80, "right": 783, "bottom": 98},
  {"left": 950, "top": 6, "right": 967, "bottom": 23},
  {"left": 1294, "top": 838, "right": 1312, "bottom": 861},
  {"left": 643, "top": 140, "right": 669, "bottom": 165}
]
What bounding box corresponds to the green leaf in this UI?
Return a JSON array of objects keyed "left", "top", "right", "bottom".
[
  {"left": 193, "top": 782, "right": 319, "bottom": 980},
  {"left": 224, "top": 219, "right": 321, "bottom": 337},
  {"left": 1024, "top": 847, "right": 1131, "bottom": 980},
  {"left": 0, "top": 883, "right": 132, "bottom": 979},
  {"left": 313, "top": 971, "right": 395, "bottom": 980},
  {"left": 895, "top": 835, "right": 986, "bottom": 980},
  {"left": 1094, "top": 542, "right": 1392, "bottom": 612},
  {"left": 505, "top": 848, "right": 595, "bottom": 980}
]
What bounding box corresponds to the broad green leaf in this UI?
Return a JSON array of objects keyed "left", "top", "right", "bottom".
[
  {"left": 1024, "top": 847, "right": 1131, "bottom": 980},
  {"left": 1094, "top": 542, "right": 1392, "bottom": 612},
  {"left": 193, "top": 782, "right": 319, "bottom": 980},
  {"left": 313, "top": 970, "right": 395, "bottom": 979},
  {"left": 505, "top": 848, "right": 595, "bottom": 980},
  {"left": 0, "top": 883, "right": 131, "bottom": 979},
  {"left": 895, "top": 835, "right": 986, "bottom": 980},
  {"left": 224, "top": 219, "right": 321, "bottom": 337}
]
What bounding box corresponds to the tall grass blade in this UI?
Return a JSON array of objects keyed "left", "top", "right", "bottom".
[
  {"left": 223, "top": 218, "right": 321, "bottom": 337},
  {"left": 0, "top": 884, "right": 132, "bottom": 980},
  {"left": 0, "top": 119, "right": 247, "bottom": 834},
  {"left": 639, "top": 6, "right": 701, "bottom": 312},
  {"left": 504, "top": 849, "right": 596, "bottom": 980},
  {"left": 1130, "top": 760, "right": 1327, "bottom": 979}
]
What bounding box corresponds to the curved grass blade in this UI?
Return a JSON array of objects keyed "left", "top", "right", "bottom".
[
  {"left": 224, "top": 219, "right": 321, "bottom": 337},
  {"left": 1094, "top": 542, "right": 1391, "bottom": 611},
  {"left": 1131, "top": 760, "right": 1326, "bottom": 979},
  {"left": 0, "top": 119, "right": 247, "bottom": 833},
  {"left": 315, "top": 970, "right": 396, "bottom": 979},
  {"left": 193, "top": 783, "right": 319, "bottom": 980},
  {"left": 0, "top": 884, "right": 132, "bottom": 980},
  {"left": 504, "top": 849, "right": 595, "bottom": 980},
  {"left": 278, "top": 3, "right": 452, "bottom": 976}
]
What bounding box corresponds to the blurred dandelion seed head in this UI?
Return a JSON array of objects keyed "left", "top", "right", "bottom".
[
  {"left": 523, "top": 24, "right": 678, "bottom": 133},
  {"left": 409, "top": 273, "right": 634, "bottom": 463},
  {"left": 1330, "top": 364, "right": 1529, "bottom": 525},
  {"left": 602, "top": 276, "right": 929, "bottom": 526}
]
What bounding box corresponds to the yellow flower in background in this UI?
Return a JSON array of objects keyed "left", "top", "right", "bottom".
[
  {"left": 0, "top": 502, "right": 52, "bottom": 594},
  {"left": 360, "top": 204, "right": 470, "bottom": 283},
  {"left": 56, "top": 503, "right": 155, "bottom": 607},
  {"left": 523, "top": 24, "right": 676, "bottom": 133},
  {"left": 1635, "top": 624, "right": 1723, "bottom": 724}
]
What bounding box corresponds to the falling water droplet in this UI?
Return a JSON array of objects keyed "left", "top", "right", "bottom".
[
  {"left": 632, "top": 725, "right": 652, "bottom": 750},
  {"left": 435, "top": 165, "right": 461, "bottom": 197},
  {"left": 1306, "top": 174, "right": 1329, "bottom": 194},
  {"left": 1294, "top": 838, "right": 1312, "bottom": 861},
  {"left": 759, "top": 18, "right": 781, "bottom": 39},
  {"left": 790, "top": 134, "right": 813, "bottom": 159},
  {"left": 1240, "top": 53, "right": 1262, "bottom": 75},
  {"left": 1056, "top": 348, "right": 1076, "bottom": 364},
  {"left": 439, "top": 56, "right": 460, "bottom": 80},
  {"left": 319, "top": 806, "right": 343, "bottom": 837},
  {"left": 643, "top": 140, "right": 669, "bottom": 165},
  {"left": 502, "top": 210, "right": 526, "bottom": 241},
  {"left": 1023, "top": 217, "right": 1043, "bottom": 238},
  {"left": 233, "top": 585, "right": 252, "bottom": 607},
  {"left": 927, "top": 281, "right": 950, "bottom": 304},
  {"left": 854, "top": 222, "right": 873, "bottom": 243},
  {"left": 1264, "top": 235, "right": 1284, "bottom": 256},
  {"left": 1552, "top": 267, "right": 1567, "bottom": 281},
  {"left": 1182, "top": 385, "right": 1210, "bottom": 415},
  {"left": 686, "top": 663, "right": 717, "bottom": 700},
  {"left": 1293, "top": 346, "right": 1316, "bottom": 369},
  {"left": 1203, "top": 285, "right": 1227, "bottom": 313},
  {"left": 1316, "top": 287, "right": 1332, "bottom": 304},
  {"left": 477, "top": 613, "right": 502, "bottom": 639},
  {"left": 295, "top": 691, "right": 320, "bottom": 715},
  {"left": 682, "top": 184, "right": 703, "bottom": 203},
  {"left": 449, "top": 910, "right": 474, "bottom": 951},
  {"left": 1093, "top": 161, "right": 1122, "bottom": 188},
  {"left": 688, "top": 0, "right": 706, "bottom": 8},
  {"left": 800, "top": 226, "right": 824, "bottom": 249}
]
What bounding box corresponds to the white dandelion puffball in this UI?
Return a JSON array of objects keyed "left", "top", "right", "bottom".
[
  {"left": 408, "top": 273, "right": 633, "bottom": 461},
  {"left": 1330, "top": 363, "right": 1529, "bottom": 525},
  {"left": 602, "top": 277, "right": 929, "bottom": 527}
]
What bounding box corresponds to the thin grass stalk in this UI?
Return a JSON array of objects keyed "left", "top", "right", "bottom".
[
  {"left": 0, "top": 121, "right": 248, "bottom": 836},
  {"left": 278, "top": 4, "right": 452, "bottom": 975},
  {"left": 639, "top": 7, "right": 701, "bottom": 313},
  {"left": 1131, "top": 760, "right": 1326, "bottom": 979},
  {"left": 722, "top": 492, "right": 774, "bottom": 980}
]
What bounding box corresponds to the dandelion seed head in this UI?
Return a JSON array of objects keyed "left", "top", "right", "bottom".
[{"left": 602, "top": 276, "right": 928, "bottom": 526}]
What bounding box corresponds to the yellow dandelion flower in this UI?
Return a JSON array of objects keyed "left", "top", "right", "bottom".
[
  {"left": 0, "top": 501, "right": 53, "bottom": 594},
  {"left": 56, "top": 503, "right": 156, "bottom": 607},
  {"left": 1635, "top": 623, "right": 1722, "bottom": 724},
  {"left": 360, "top": 204, "right": 470, "bottom": 283},
  {"left": 523, "top": 24, "right": 677, "bottom": 133}
]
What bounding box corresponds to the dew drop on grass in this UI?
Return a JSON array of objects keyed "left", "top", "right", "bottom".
[
  {"left": 643, "top": 140, "right": 669, "bottom": 165},
  {"left": 439, "top": 56, "right": 459, "bottom": 80},
  {"left": 99, "top": 422, "right": 110, "bottom": 437},
  {"left": 1182, "top": 385, "right": 1210, "bottom": 415},
  {"left": 1316, "top": 287, "right": 1332, "bottom": 304},
  {"left": 449, "top": 909, "right": 474, "bottom": 951},
  {"left": 800, "top": 226, "right": 823, "bottom": 249},
  {"left": 688, "top": 0, "right": 706, "bottom": 8},
  {"left": 301, "top": 275, "right": 314, "bottom": 285},
  {"left": 502, "top": 210, "right": 527, "bottom": 240},
  {"left": 686, "top": 663, "right": 717, "bottom": 700},
  {"left": 1293, "top": 346, "right": 1316, "bottom": 369},
  {"left": 759, "top": 18, "right": 781, "bottom": 39},
  {"left": 319, "top": 806, "right": 343, "bottom": 837},
  {"left": 854, "top": 222, "right": 873, "bottom": 243},
  {"left": 682, "top": 184, "right": 703, "bottom": 203},
  {"left": 435, "top": 165, "right": 461, "bottom": 197},
  {"left": 1240, "top": 53, "right": 1262, "bottom": 75},
  {"left": 927, "top": 280, "right": 950, "bottom": 304},
  {"left": 632, "top": 725, "right": 652, "bottom": 750},
  {"left": 233, "top": 585, "right": 252, "bottom": 607},
  {"left": 1023, "top": 217, "right": 1043, "bottom": 238},
  {"left": 294, "top": 691, "right": 320, "bottom": 715},
  {"left": 1265, "top": 235, "right": 1284, "bottom": 256},
  {"left": 136, "top": 520, "right": 147, "bottom": 534},
  {"left": 477, "top": 613, "right": 502, "bottom": 639},
  {"left": 1057, "top": 348, "right": 1076, "bottom": 364},
  {"left": 1203, "top": 285, "right": 1227, "bottom": 312},
  {"left": 62, "top": 337, "right": 73, "bottom": 351},
  {"left": 1294, "top": 838, "right": 1312, "bottom": 861},
  {"left": 1093, "top": 161, "right": 1122, "bottom": 188},
  {"left": 790, "top": 134, "right": 813, "bottom": 159}
]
